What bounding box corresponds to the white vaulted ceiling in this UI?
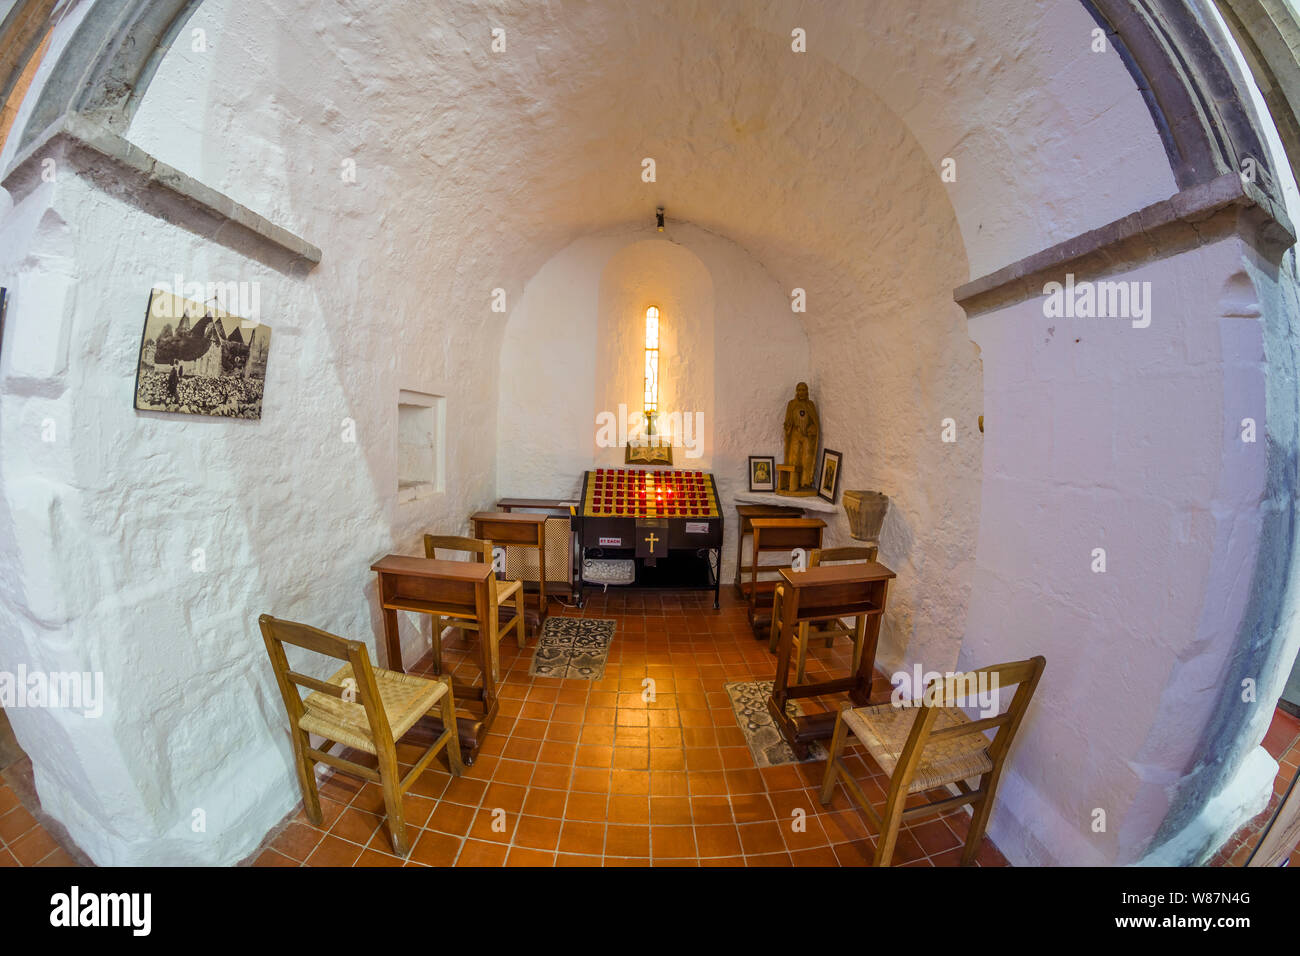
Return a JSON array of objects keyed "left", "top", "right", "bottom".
[{"left": 129, "top": 0, "right": 1174, "bottom": 344}]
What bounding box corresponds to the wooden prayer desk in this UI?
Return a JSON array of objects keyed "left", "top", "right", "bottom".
[
  {"left": 471, "top": 511, "right": 549, "bottom": 629},
  {"left": 370, "top": 554, "right": 497, "bottom": 765},
  {"left": 747, "top": 517, "right": 826, "bottom": 634},
  {"left": 734, "top": 504, "right": 806, "bottom": 599},
  {"left": 494, "top": 498, "right": 581, "bottom": 603},
  {"left": 767, "top": 561, "right": 895, "bottom": 759}
]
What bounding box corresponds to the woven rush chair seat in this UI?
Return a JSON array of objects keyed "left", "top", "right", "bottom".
[
  {"left": 299, "top": 663, "right": 449, "bottom": 755},
  {"left": 843, "top": 703, "right": 994, "bottom": 793}
]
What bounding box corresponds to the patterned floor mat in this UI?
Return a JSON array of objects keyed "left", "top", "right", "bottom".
[
  {"left": 724, "top": 679, "right": 828, "bottom": 767},
  {"left": 528, "top": 617, "right": 617, "bottom": 679}
]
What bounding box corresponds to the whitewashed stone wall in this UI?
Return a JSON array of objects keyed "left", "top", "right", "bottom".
[{"left": 963, "top": 239, "right": 1300, "bottom": 864}]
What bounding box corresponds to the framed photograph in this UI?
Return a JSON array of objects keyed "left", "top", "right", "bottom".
[
  {"left": 817, "top": 448, "right": 842, "bottom": 503},
  {"left": 133, "top": 288, "right": 271, "bottom": 419},
  {"left": 748, "top": 455, "right": 775, "bottom": 492}
]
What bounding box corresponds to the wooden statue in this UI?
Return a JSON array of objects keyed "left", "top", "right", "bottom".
[{"left": 780, "top": 382, "right": 820, "bottom": 495}]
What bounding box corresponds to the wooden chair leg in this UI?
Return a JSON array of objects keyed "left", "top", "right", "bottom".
[
  {"left": 377, "top": 747, "right": 410, "bottom": 856},
  {"left": 440, "top": 678, "right": 464, "bottom": 776},
  {"left": 851, "top": 614, "right": 867, "bottom": 672},
  {"left": 795, "top": 622, "right": 810, "bottom": 684},
  {"left": 768, "top": 587, "right": 784, "bottom": 653},
  {"left": 515, "top": 589, "right": 527, "bottom": 651},
  {"left": 819, "top": 711, "right": 849, "bottom": 805},
  {"left": 429, "top": 615, "right": 443, "bottom": 675},
  {"left": 291, "top": 729, "right": 323, "bottom": 825},
  {"left": 961, "top": 775, "right": 998, "bottom": 865},
  {"left": 486, "top": 608, "right": 502, "bottom": 684},
  {"left": 873, "top": 788, "right": 908, "bottom": 867}
]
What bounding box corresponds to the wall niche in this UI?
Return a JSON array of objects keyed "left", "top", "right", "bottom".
[{"left": 397, "top": 389, "right": 445, "bottom": 502}]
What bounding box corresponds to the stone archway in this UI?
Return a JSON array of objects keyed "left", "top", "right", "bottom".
[
  {"left": 2, "top": 1, "right": 1286, "bottom": 204},
  {"left": 1088, "top": 0, "right": 1289, "bottom": 208}
]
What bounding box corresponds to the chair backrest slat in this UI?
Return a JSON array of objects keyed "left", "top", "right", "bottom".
[
  {"left": 424, "top": 534, "right": 491, "bottom": 563},
  {"left": 285, "top": 669, "right": 348, "bottom": 698},
  {"left": 809, "top": 545, "right": 878, "bottom": 566},
  {"left": 261, "top": 615, "right": 357, "bottom": 661},
  {"left": 926, "top": 712, "right": 1010, "bottom": 742}
]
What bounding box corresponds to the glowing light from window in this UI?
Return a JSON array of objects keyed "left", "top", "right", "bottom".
[{"left": 643, "top": 306, "right": 659, "bottom": 419}]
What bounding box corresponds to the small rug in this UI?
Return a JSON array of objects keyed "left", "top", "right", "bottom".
[
  {"left": 725, "top": 679, "right": 828, "bottom": 767},
  {"left": 528, "top": 617, "right": 617, "bottom": 679}
]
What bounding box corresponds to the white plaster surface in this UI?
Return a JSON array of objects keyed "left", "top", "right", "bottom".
[
  {"left": 961, "top": 238, "right": 1288, "bottom": 865},
  {"left": 0, "top": 0, "right": 1288, "bottom": 869}
]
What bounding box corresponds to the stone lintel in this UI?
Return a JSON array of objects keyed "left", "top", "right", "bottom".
[
  {"left": 2, "top": 111, "right": 321, "bottom": 274},
  {"left": 953, "top": 172, "right": 1295, "bottom": 317}
]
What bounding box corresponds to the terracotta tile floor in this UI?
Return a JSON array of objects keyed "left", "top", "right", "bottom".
[
  {"left": 1210, "top": 706, "right": 1300, "bottom": 867},
  {"left": 248, "top": 588, "right": 1010, "bottom": 867},
  {"left": 0, "top": 758, "right": 89, "bottom": 867},
  {"left": 7, "top": 586, "right": 1293, "bottom": 868}
]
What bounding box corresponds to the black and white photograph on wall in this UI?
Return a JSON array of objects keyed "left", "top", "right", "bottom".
[
  {"left": 133, "top": 289, "right": 271, "bottom": 420},
  {"left": 817, "top": 448, "right": 841, "bottom": 503}
]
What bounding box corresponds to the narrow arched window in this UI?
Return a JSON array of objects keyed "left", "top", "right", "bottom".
[{"left": 643, "top": 305, "right": 660, "bottom": 432}]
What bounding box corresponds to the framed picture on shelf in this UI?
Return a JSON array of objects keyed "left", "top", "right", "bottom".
[
  {"left": 748, "top": 455, "right": 775, "bottom": 492},
  {"left": 817, "top": 448, "right": 842, "bottom": 503}
]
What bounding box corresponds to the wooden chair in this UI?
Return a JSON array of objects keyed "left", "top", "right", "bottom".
[
  {"left": 819, "top": 655, "right": 1045, "bottom": 866},
  {"left": 423, "top": 533, "right": 526, "bottom": 682},
  {"left": 769, "top": 545, "right": 878, "bottom": 682},
  {"left": 258, "top": 614, "right": 463, "bottom": 857}
]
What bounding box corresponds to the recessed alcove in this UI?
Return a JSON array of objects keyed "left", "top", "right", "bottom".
[{"left": 397, "top": 389, "right": 444, "bottom": 503}]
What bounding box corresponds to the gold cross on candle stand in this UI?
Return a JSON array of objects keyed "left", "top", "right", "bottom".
[{"left": 645, "top": 533, "right": 660, "bottom": 549}]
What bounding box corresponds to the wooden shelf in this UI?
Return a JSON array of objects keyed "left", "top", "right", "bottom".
[
  {"left": 381, "top": 598, "right": 477, "bottom": 618},
  {"left": 798, "top": 602, "right": 884, "bottom": 621}
]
